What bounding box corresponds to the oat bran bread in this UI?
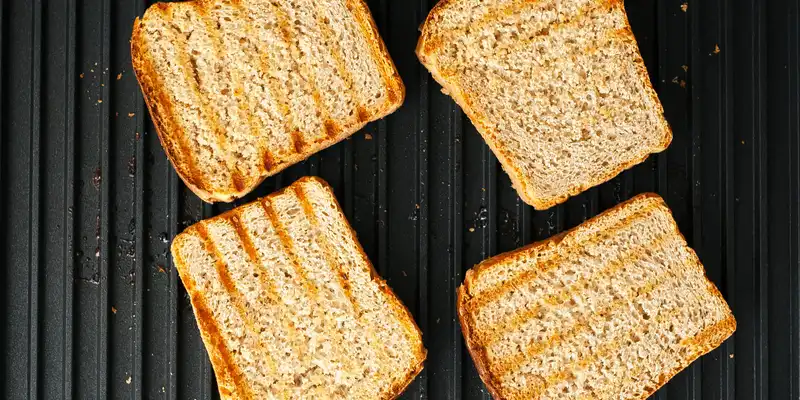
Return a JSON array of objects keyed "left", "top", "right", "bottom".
[
  {"left": 171, "top": 177, "right": 426, "bottom": 399},
  {"left": 132, "top": 0, "right": 404, "bottom": 203},
  {"left": 457, "top": 193, "right": 735, "bottom": 399},
  {"left": 417, "top": 0, "right": 672, "bottom": 209}
]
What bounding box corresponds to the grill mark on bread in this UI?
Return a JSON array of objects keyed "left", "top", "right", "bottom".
[
  {"left": 493, "top": 248, "right": 687, "bottom": 379},
  {"left": 205, "top": 1, "right": 277, "bottom": 176},
  {"left": 173, "top": 4, "right": 246, "bottom": 192},
  {"left": 268, "top": 0, "right": 331, "bottom": 145},
  {"left": 259, "top": 197, "right": 318, "bottom": 299},
  {"left": 194, "top": 5, "right": 253, "bottom": 189},
  {"left": 422, "top": 0, "right": 538, "bottom": 55},
  {"left": 313, "top": 3, "right": 361, "bottom": 129},
  {"left": 345, "top": 0, "right": 400, "bottom": 106},
  {"left": 174, "top": 247, "right": 252, "bottom": 399},
  {"left": 131, "top": 17, "right": 207, "bottom": 193},
  {"left": 230, "top": 1, "right": 298, "bottom": 169},
  {"left": 434, "top": 1, "right": 604, "bottom": 78},
  {"left": 293, "top": 186, "right": 359, "bottom": 314},
  {"left": 194, "top": 223, "right": 280, "bottom": 377},
  {"left": 477, "top": 232, "right": 672, "bottom": 349},
  {"left": 520, "top": 275, "right": 703, "bottom": 399},
  {"left": 466, "top": 203, "right": 660, "bottom": 314},
  {"left": 227, "top": 213, "right": 281, "bottom": 304}
]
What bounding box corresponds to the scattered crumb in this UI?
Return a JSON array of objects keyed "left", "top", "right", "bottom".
[
  {"left": 469, "top": 227, "right": 476, "bottom": 232},
  {"left": 117, "top": 73, "right": 123, "bottom": 80},
  {"left": 672, "top": 76, "right": 679, "bottom": 84},
  {"left": 713, "top": 44, "right": 721, "bottom": 54},
  {"left": 415, "top": 203, "right": 420, "bottom": 209},
  {"left": 90, "top": 69, "right": 94, "bottom": 73},
  {"left": 79, "top": 73, "right": 84, "bottom": 79},
  {"left": 682, "top": 65, "right": 689, "bottom": 72},
  {"left": 401, "top": 270, "right": 407, "bottom": 277},
  {"left": 135, "top": 132, "right": 141, "bottom": 140},
  {"left": 97, "top": 99, "right": 103, "bottom": 104},
  {"left": 729, "top": 353, "right": 735, "bottom": 359},
  {"left": 111, "top": 306, "right": 117, "bottom": 314},
  {"left": 679, "top": 80, "right": 686, "bottom": 88},
  {"left": 128, "top": 113, "right": 136, "bottom": 118},
  {"left": 436, "top": 318, "right": 440, "bottom": 324},
  {"left": 681, "top": 3, "right": 688, "bottom": 12},
  {"left": 101, "top": 83, "right": 104, "bottom": 87},
  {"left": 125, "top": 376, "right": 131, "bottom": 385},
  {"left": 157, "top": 265, "right": 166, "bottom": 273},
  {"left": 481, "top": 187, "right": 486, "bottom": 192},
  {"left": 364, "top": 133, "right": 373, "bottom": 140},
  {"left": 741, "top": 140, "right": 745, "bottom": 145},
  {"left": 115, "top": 112, "right": 119, "bottom": 117}
]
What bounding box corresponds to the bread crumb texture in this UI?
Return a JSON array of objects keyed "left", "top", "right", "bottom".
[
  {"left": 457, "top": 194, "right": 735, "bottom": 400},
  {"left": 418, "top": 0, "right": 672, "bottom": 209},
  {"left": 132, "top": 0, "right": 404, "bottom": 203},
  {"left": 171, "top": 177, "right": 426, "bottom": 400}
]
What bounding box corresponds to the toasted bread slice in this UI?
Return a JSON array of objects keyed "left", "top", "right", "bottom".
[
  {"left": 132, "top": 0, "right": 404, "bottom": 203},
  {"left": 171, "top": 177, "right": 426, "bottom": 399},
  {"left": 457, "top": 194, "right": 735, "bottom": 399},
  {"left": 417, "top": 0, "right": 672, "bottom": 209}
]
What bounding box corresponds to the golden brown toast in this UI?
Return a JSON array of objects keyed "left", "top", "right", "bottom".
[
  {"left": 458, "top": 194, "right": 735, "bottom": 399},
  {"left": 171, "top": 177, "right": 426, "bottom": 399},
  {"left": 132, "top": 0, "right": 404, "bottom": 203},
  {"left": 418, "top": 0, "right": 672, "bottom": 209}
]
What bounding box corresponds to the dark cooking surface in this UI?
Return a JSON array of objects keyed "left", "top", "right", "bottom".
[{"left": 2, "top": 0, "right": 799, "bottom": 399}]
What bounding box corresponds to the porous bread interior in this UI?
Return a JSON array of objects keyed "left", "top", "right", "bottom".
[
  {"left": 458, "top": 194, "right": 734, "bottom": 400},
  {"left": 171, "top": 177, "right": 425, "bottom": 399},
  {"left": 133, "top": 0, "right": 402, "bottom": 202},
  {"left": 418, "top": 0, "right": 671, "bottom": 209}
]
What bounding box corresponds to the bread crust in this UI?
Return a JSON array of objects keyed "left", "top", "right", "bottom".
[
  {"left": 457, "top": 193, "right": 735, "bottom": 399},
  {"left": 132, "top": 0, "right": 404, "bottom": 203},
  {"left": 417, "top": 0, "right": 673, "bottom": 210},
  {"left": 171, "top": 176, "right": 426, "bottom": 399}
]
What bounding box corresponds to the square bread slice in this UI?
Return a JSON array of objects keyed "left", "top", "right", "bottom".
[
  {"left": 171, "top": 177, "right": 426, "bottom": 399},
  {"left": 132, "top": 0, "right": 404, "bottom": 203},
  {"left": 457, "top": 194, "right": 735, "bottom": 400},
  {"left": 417, "top": 0, "right": 672, "bottom": 210}
]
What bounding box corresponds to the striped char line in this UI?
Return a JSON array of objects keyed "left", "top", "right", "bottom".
[
  {"left": 292, "top": 185, "right": 361, "bottom": 315},
  {"left": 202, "top": 2, "right": 278, "bottom": 174},
  {"left": 259, "top": 198, "right": 318, "bottom": 299},
  {"left": 467, "top": 203, "right": 660, "bottom": 314},
  {"left": 224, "top": 211, "right": 310, "bottom": 395},
  {"left": 492, "top": 250, "right": 687, "bottom": 379},
  {"left": 477, "top": 231, "right": 672, "bottom": 348},
  {"left": 423, "top": 0, "right": 538, "bottom": 55},
  {"left": 434, "top": 1, "right": 605, "bottom": 80},
  {"left": 173, "top": 245, "right": 253, "bottom": 399},
  {"left": 231, "top": 1, "right": 300, "bottom": 168},
  {"left": 194, "top": 223, "right": 280, "bottom": 379},
  {"left": 345, "top": 0, "right": 400, "bottom": 106},
  {"left": 168, "top": 5, "right": 246, "bottom": 192},
  {"left": 312, "top": 2, "right": 368, "bottom": 126},
  {"left": 133, "top": 18, "right": 208, "bottom": 193},
  {"left": 519, "top": 279, "right": 703, "bottom": 400},
  {"left": 260, "top": 194, "right": 368, "bottom": 385},
  {"left": 268, "top": 0, "right": 336, "bottom": 147}
]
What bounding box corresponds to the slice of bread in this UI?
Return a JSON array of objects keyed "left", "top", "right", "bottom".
[
  {"left": 132, "top": 0, "right": 404, "bottom": 203},
  {"left": 417, "top": 0, "right": 672, "bottom": 209},
  {"left": 171, "top": 177, "right": 426, "bottom": 399},
  {"left": 457, "top": 194, "right": 735, "bottom": 400}
]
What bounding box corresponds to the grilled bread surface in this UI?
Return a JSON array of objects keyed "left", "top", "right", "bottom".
[
  {"left": 132, "top": 0, "right": 404, "bottom": 203},
  {"left": 171, "top": 177, "right": 426, "bottom": 399},
  {"left": 458, "top": 194, "right": 735, "bottom": 399},
  {"left": 417, "top": 0, "right": 672, "bottom": 210}
]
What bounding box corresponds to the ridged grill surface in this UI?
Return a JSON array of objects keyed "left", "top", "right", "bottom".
[{"left": 1, "top": 0, "right": 798, "bottom": 399}]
